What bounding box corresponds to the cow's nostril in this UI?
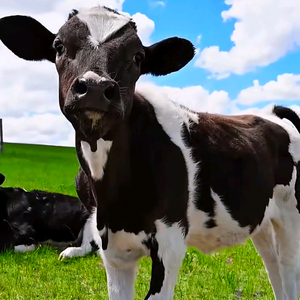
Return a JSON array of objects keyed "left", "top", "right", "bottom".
[
  {"left": 104, "top": 84, "right": 118, "bottom": 101},
  {"left": 73, "top": 79, "right": 88, "bottom": 96}
]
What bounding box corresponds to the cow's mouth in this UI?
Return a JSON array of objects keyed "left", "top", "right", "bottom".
[
  {"left": 74, "top": 108, "right": 122, "bottom": 143},
  {"left": 76, "top": 109, "right": 104, "bottom": 140}
]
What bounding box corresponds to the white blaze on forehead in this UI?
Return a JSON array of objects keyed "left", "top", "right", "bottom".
[{"left": 77, "top": 7, "right": 131, "bottom": 46}]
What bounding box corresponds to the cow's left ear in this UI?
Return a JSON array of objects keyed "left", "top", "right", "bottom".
[
  {"left": 141, "top": 37, "right": 195, "bottom": 76},
  {"left": 0, "top": 15, "right": 56, "bottom": 63}
]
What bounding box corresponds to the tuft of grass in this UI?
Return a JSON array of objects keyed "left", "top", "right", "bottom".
[{"left": 0, "top": 143, "right": 276, "bottom": 299}]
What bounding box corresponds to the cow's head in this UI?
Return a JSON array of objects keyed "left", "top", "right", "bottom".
[
  {"left": 0, "top": 6, "right": 195, "bottom": 143},
  {"left": 0, "top": 179, "right": 35, "bottom": 250}
]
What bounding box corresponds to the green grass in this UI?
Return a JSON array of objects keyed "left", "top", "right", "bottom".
[{"left": 0, "top": 143, "right": 275, "bottom": 299}]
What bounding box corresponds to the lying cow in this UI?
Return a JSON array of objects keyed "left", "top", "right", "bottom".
[
  {"left": 1, "top": 6, "right": 300, "bottom": 300},
  {"left": 0, "top": 172, "right": 95, "bottom": 254}
]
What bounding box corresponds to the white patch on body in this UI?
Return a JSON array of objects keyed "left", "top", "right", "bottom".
[
  {"left": 135, "top": 86, "right": 200, "bottom": 250},
  {"left": 77, "top": 7, "right": 131, "bottom": 47},
  {"left": 187, "top": 189, "right": 251, "bottom": 254},
  {"left": 59, "top": 207, "right": 101, "bottom": 259},
  {"left": 14, "top": 244, "right": 36, "bottom": 252},
  {"left": 81, "top": 138, "right": 112, "bottom": 180}
]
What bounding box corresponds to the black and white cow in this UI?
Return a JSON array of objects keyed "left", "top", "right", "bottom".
[
  {"left": 0, "top": 172, "right": 92, "bottom": 254},
  {"left": 1, "top": 6, "right": 300, "bottom": 300}
]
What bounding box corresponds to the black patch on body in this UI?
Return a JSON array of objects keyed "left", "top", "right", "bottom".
[
  {"left": 181, "top": 111, "right": 297, "bottom": 233},
  {"left": 205, "top": 218, "right": 217, "bottom": 229},
  {"left": 101, "top": 229, "right": 108, "bottom": 251},
  {"left": 90, "top": 240, "right": 100, "bottom": 252},
  {"left": 145, "top": 238, "right": 165, "bottom": 299}
]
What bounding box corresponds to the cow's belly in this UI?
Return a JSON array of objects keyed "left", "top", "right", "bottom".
[
  {"left": 187, "top": 190, "right": 257, "bottom": 254},
  {"left": 186, "top": 188, "right": 279, "bottom": 254},
  {"left": 186, "top": 226, "right": 250, "bottom": 254}
]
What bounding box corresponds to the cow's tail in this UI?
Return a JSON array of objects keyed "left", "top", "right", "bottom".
[
  {"left": 0, "top": 173, "right": 5, "bottom": 185},
  {"left": 272, "top": 105, "right": 300, "bottom": 133}
]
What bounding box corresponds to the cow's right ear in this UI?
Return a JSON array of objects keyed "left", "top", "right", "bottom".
[{"left": 0, "top": 15, "right": 56, "bottom": 63}]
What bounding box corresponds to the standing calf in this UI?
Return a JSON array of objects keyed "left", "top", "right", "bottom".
[{"left": 1, "top": 6, "right": 300, "bottom": 300}]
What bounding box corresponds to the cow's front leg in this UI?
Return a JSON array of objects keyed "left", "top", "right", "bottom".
[
  {"left": 101, "top": 252, "right": 137, "bottom": 300},
  {"left": 145, "top": 221, "right": 187, "bottom": 300}
]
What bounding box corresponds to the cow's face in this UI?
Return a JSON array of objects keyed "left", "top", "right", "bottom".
[
  {"left": 54, "top": 8, "right": 145, "bottom": 141},
  {"left": 0, "top": 6, "right": 195, "bottom": 143}
]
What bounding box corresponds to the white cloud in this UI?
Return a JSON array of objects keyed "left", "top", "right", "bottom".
[
  {"left": 150, "top": 1, "right": 166, "bottom": 8},
  {"left": 3, "top": 113, "right": 74, "bottom": 147},
  {"left": 195, "top": 0, "right": 300, "bottom": 79},
  {"left": 55, "top": 0, "right": 125, "bottom": 15},
  {"left": 131, "top": 12, "right": 155, "bottom": 46},
  {"left": 196, "top": 35, "right": 201, "bottom": 44},
  {"left": 0, "top": 59, "right": 59, "bottom": 118},
  {"left": 236, "top": 73, "right": 300, "bottom": 105},
  {"left": 232, "top": 103, "right": 300, "bottom": 119},
  {"left": 137, "top": 80, "right": 231, "bottom": 114}
]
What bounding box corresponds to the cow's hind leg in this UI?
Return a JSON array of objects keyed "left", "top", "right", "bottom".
[
  {"left": 272, "top": 172, "right": 300, "bottom": 300},
  {"left": 272, "top": 213, "right": 300, "bottom": 300},
  {"left": 252, "top": 220, "right": 285, "bottom": 300}
]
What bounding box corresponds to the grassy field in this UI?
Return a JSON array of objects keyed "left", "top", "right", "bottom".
[{"left": 0, "top": 143, "right": 275, "bottom": 299}]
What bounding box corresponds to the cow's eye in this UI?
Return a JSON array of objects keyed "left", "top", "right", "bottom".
[
  {"left": 133, "top": 53, "right": 144, "bottom": 65},
  {"left": 54, "top": 40, "right": 65, "bottom": 56}
]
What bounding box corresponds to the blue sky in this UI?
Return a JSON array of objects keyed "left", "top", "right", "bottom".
[
  {"left": 1, "top": 0, "right": 300, "bottom": 146},
  {"left": 124, "top": 0, "right": 300, "bottom": 111}
]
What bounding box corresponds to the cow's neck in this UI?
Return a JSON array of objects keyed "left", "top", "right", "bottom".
[
  {"left": 77, "top": 93, "right": 189, "bottom": 233},
  {"left": 76, "top": 118, "right": 131, "bottom": 193}
]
